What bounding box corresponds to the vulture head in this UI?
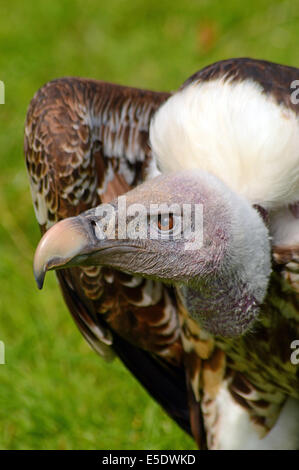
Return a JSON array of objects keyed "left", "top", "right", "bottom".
[{"left": 34, "top": 169, "right": 271, "bottom": 337}]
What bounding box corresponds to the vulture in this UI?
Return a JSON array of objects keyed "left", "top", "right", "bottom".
[{"left": 24, "top": 58, "right": 299, "bottom": 450}]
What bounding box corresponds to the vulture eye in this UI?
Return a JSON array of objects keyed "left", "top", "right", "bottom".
[{"left": 157, "top": 213, "right": 174, "bottom": 232}]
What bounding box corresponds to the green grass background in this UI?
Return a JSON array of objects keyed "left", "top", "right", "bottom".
[{"left": 0, "top": 0, "right": 298, "bottom": 450}]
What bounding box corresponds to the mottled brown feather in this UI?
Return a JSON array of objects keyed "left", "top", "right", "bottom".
[{"left": 24, "top": 77, "right": 208, "bottom": 444}]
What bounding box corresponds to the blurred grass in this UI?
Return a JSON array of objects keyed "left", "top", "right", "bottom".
[{"left": 0, "top": 0, "right": 298, "bottom": 450}]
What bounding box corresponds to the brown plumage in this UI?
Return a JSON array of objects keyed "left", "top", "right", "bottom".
[{"left": 25, "top": 58, "right": 299, "bottom": 449}]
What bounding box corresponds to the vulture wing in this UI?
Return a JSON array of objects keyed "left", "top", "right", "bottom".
[{"left": 24, "top": 77, "right": 208, "bottom": 446}]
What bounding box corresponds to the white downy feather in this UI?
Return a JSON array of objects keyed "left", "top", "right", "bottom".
[{"left": 150, "top": 77, "right": 299, "bottom": 209}]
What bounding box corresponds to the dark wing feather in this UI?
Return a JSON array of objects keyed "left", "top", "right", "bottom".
[
  {"left": 56, "top": 269, "right": 194, "bottom": 437},
  {"left": 24, "top": 77, "right": 206, "bottom": 446},
  {"left": 182, "top": 57, "right": 299, "bottom": 115}
]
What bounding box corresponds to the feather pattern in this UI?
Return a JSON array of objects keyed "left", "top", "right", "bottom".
[
  {"left": 24, "top": 77, "right": 206, "bottom": 445},
  {"left": 25, "top": 58, "right": 299, "bottom": 449}
]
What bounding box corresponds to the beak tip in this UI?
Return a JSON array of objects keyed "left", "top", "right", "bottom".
[{"left": 34, "top": 268, "right": 45, "bottom": 290}]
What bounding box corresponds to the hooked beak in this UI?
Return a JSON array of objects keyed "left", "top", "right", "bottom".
[
  {"left": 33, "top": 213, "right": 140, "bottom": 290},
  {"left": 33, "top": 217, "right": 94, "bottom": 289}
]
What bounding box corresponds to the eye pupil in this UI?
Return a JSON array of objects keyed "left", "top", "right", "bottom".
[{"left": 158, "top": 213, "right": 174, "bottom": 231}]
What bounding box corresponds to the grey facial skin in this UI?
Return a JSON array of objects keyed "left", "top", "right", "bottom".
[{"left": 33, "top": 169, "right": 271, "bottom": 337}]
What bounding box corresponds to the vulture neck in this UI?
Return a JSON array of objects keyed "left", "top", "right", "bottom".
[
  {"left": 180, "top": 274, "right": 259, "bottom": 338},
  {"left": 177, "top": 182, "right": 272, "bottom": 338}
]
